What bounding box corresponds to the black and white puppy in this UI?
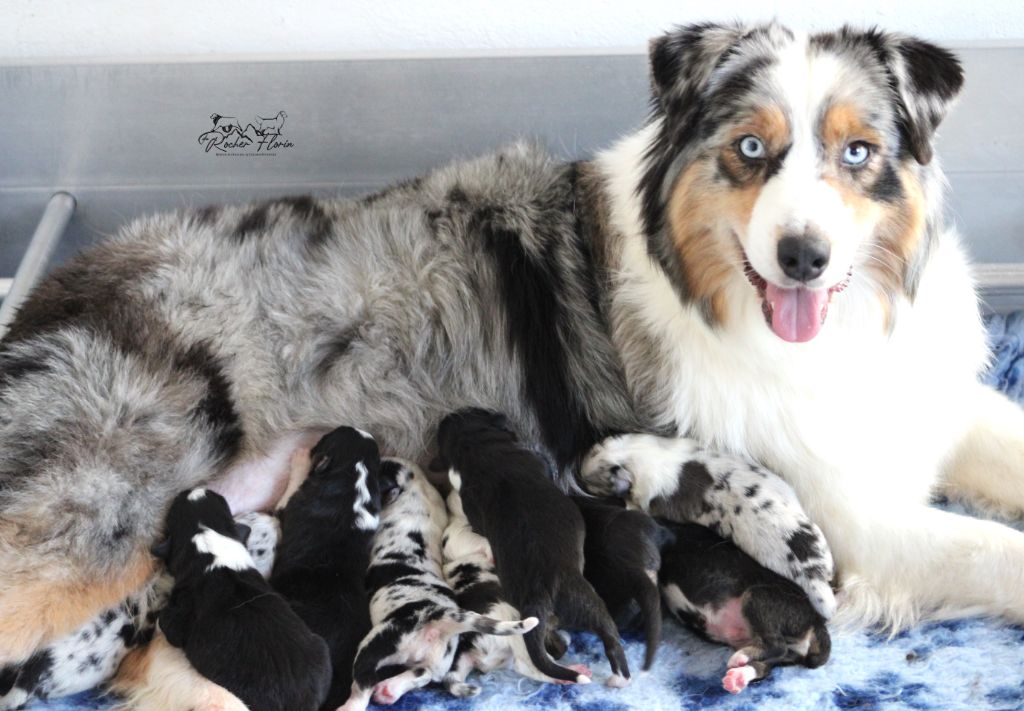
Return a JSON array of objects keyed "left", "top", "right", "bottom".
[
  {"left": 341, "top": 458, "right": 537, "bottom": 711},
  {"left": 271, "top": 426, "right": 382, "bottom": 710},
  {"left": 0, "top": 511, "right": 279, "bottom": 711},
  {"left": 434, "top": 408, "right": 631, "bottom": 688},
  {"left": 581, "top": 433, "right": 836, "bottom": 619},
  {"left": 572, "top": 495, "right": 670, "bottom": 671},
  {"left": 441, "top": 487, "right": 572, "bottom": 696},
  {"left": 659, "top": 521, "right": 831, "bottom": 694},
  {"left": 152, "top": 487, "right": 331, "bottom": 711}
]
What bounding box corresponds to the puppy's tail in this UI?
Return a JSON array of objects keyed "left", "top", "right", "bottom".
[
  {"left": 637, "top": 573, "right": 662, "bottom": 670},
  {"left": 445, "top": 609, "right": 538, "bottom": 636},
  {"left": 558, "top": 577, "right": 631, "bottom": 685},
  {"left": 518, "top": 602, "right": 592, "bottom": 684}
]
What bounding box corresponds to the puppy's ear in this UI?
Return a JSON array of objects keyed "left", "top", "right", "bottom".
[
  {"left": 150, "top": 538, "right": 171, "bottom": 560},
  {"left": 234, "top": 522, "right": 252, "bottom": 545},
  {"left": 885, "top": 33, "right": 963, "bottom": 164},
  {"left": 648, "top": 22, "right": 747, "bottom": 116}
]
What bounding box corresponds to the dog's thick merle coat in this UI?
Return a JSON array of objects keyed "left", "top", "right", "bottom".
[
  {"left": 435, "top": 408, "right": 631, "bottom": 687},
  {"left": 659, "top": 521, "right": 830, "bottom": 694},
  {"left": 270, "top": 426, "right": 382, "bottom": 710},
  {"left": 342, "top": 458, "right": 536, "bottom": 711},
  {"left": 572, "top": 495, "right": 670, "bottom": 670},
  {"left": 0, "top": 511, "right": 278, "bottom": 711},
  {"left": 153, "top": 488, "right": 330, "bottom": 711}
]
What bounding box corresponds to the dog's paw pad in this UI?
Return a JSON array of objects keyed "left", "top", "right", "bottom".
[
  {"left": 722, "top": 665, "right": 756, "bottom": 694},
  {"left": 372, "top": 684, "right": 399, "bottom": 705}
]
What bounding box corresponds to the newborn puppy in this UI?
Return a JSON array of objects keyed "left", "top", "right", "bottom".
[
  {"left": 0, "top": 511, "right": 279, "bottom": 711},
  {"left": 271, "top": 426, "right": 382, "bottom": 710},
  {"left": 572, "top": 495, "right": 670, "bottom": 670},
  {"left": 659, "top": 521, "right": 830, "bottom": 694},
  {"left": 153, "top": 488, "right": 330, "bottom": 711},
  {"left": 441, "top": 488, "right": 571, "bottom": 696},
  {"left": 341, "top": 458, "right": 537, "bottom": 711},
  {"left": 434, "top": 408, "right": 630, "bottom": 687},
  {"left": 581, "top": 433, "right": 836, "bottom": 620}
]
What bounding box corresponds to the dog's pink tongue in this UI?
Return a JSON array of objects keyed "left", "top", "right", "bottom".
[{"left": 764, "top": 284, "right": 829, "bottom": 343}]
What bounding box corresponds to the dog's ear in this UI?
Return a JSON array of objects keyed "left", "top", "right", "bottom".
[
  {"left": 884, "top": 33, "right": 963, "bottom": 165},
  {"left": 234, "top": 522, "right": 252, "bottom": 545},
  {"left": 150, "top": 538, "right": 171, "bottom": 560},
  {"left": 647, "top": 22, "right": 747, "bottom": 116}
]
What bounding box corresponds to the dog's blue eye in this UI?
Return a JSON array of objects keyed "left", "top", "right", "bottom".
[
  {"left": 738, "top": 136, "right": 766, "bottom": 160},
  {"left": 842, "top": 142, "right": 871, "bottom": 166}
]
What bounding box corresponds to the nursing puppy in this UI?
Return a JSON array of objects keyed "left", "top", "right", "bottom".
[
  {"left": 342, "top": 458, "right": 536, "bottom": 711},
  {"left": 0, "top": 511, "right": 278, "bottom": 711},
  {"left": 659, "top": 521, "right": 830, "bottom": 694},
  {"left": 435, "top": 408, "right": 631, "bottom": 687},
  {"left": 441, "top": 487, "right": 572, "bottom": 696},
  {"left": 153, "top": 488, "right": 330, "bottom": 711},
  {"left": 270, "top": 426, "right": 382, "bottom": 710},
  {"left": 581, "top": 435, "right": 835, "bottom": 619},
  {"left": 572, "top": 495, "right": 669, "bottom": 670}
]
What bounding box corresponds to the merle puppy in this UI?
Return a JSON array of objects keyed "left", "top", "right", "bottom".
[
  {"left": 572, "top": 495, "right": 670, "bottom": 671},
  {"left": 153, "top": 488, "right": 331, "bottom": 711},
  {"left": 0, "top": 511, "right": 279, "bottom": 711},
  {"left": 271, "top": 426, "right": 382, "bottom": 710},
  {"left": 341, "top": 458, "right": 537, "bottom": 711},
  {"left": 435, "top": 408, "right": 631, "bottom": 687},
  {"left": 660, "top": 521, "right": 830, "bottom": 694}
]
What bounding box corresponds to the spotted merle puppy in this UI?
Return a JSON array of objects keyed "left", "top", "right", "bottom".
[
  {"left": 153, "top": 488, "right": 330, "bottom": 711},
  {"left": 441, "top": 487, "right": 577, "bottom": 696},
  {"left": 0, "top": 511, "right": 278, "bottom": 711},
  {"left": 435, "top": 408, "right": 631, "bottom": 688},
  {"left": 342, "top": 458, "right": 537, "bottom": 711},
  {"left": 581, "top": 434, "right": 835, "bottom": 619},
  {"left": 270, "top": 426, "right": 382, "bottom": 710},
  {"left": 659, "top": 521, "right": 830, "bottom": 694},
  {"left": 572, "top": 495, "right": 671, "bottom": 671}
]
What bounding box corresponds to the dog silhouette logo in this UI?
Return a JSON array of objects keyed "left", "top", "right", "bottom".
[{"left": 199, "top": 111, "right": 294, "bottom": 155}]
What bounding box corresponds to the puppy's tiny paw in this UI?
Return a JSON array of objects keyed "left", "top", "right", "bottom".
[
  {"left": 372, "top": 683, "right": 399, "bottom": 705},
  {"left": 722, "top": 665, "right": 755, "bottom": 694},
  {"left": 606, "top": 673, "right": 630, "bottom": 688},
  {"left": 569, "top": 663, "right": 593, "bottom": 684},
  {"left": 580, "top": 440, "right": 635, "bottom": 497},
  {"left": 726, "top": 651, "right": 750, "bottom": 669}
]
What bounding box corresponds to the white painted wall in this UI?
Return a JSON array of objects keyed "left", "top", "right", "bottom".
[{"left": 2, "top": 0, "right": 1022, "bottom": 60}]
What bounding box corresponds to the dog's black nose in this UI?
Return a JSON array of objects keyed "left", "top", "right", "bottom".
[{"left": 777, "top": 235, "right": 831, "bottom": 283}]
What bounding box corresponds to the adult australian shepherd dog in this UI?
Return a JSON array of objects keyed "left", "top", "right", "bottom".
[{"left": 1, "top": 21, "right": 1021, "bottom": 671}]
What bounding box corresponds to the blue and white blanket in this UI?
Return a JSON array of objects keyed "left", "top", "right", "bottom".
[{"left": 32, "top": 313, "right": 1024, "bottom": 711}]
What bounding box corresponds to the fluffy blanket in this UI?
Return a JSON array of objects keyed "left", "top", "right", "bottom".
[{"left": 29, "top": 313, "right": 1024, "bottom": 711}]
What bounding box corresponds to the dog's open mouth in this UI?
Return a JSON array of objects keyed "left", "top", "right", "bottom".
[{"left": 743, "top": 262, "right": 851, "bottom": 343}]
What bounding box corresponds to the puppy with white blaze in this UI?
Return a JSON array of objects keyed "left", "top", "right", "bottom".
[
  {"left": 153, "top": 488, "right": 331, "bottom": 711},
  {"left": 341, "top": 459, "right": 537, "bottom": 711},
  {"left": 0, "top": 20, "right": 1020, "bottom": 674}
]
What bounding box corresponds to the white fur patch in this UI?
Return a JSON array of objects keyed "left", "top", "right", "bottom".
[
  {"left": 353, "top": 460, "right": 380, "bottom": 531},
  {"left": 192, "top": 526, "right": 256, "bottom": 572},
  {"left": 187, "top": 488, "right": 207, "bottom": 502}
]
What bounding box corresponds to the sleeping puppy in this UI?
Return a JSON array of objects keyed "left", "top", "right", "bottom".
[
  {"left": 659, "top": 521, "right": 830, "bottom": 694},
  {"left": 434, "top": 408, "right": 631, "bottom": 688},
  {"left": 341, "top": 458, "right": 537, "bottom": 711},
  {"left": 270, "top": 426, "right": 382, "bottom": 710},
  {"left": 581, "top": 433, "right": 836, "bottom": 620},
  {"left": 571, "top": 495, "right": 670, "bottom": 671},
  {"left": 440, "top": 487, "right": 574, "bottom": 696},
  {"left": 0, "top": 512, "right": 279, "bottom": 711},
  {"left": 152, "top": 488, "right": 330, "bottom": 711}
]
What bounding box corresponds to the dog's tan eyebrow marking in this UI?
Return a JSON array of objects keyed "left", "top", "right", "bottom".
[{"left": 819, "top": 102, "right": 883, "bottom": 153}]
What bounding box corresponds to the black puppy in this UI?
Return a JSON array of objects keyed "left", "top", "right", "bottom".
[
  {"left": 434, "top": 408, "right": 631, "bottom": 687},
  {"left": 659, "top": 521, "right": 830, "bottom": 694},
  {"left": 152, "top": 488, "right": 331, "bottom": 711},
  {"left": 271, "top": 426, "right": 382, "bottom": 710},
  {"left": 572, "top": 496, "right": 669, "bottom": 670}
]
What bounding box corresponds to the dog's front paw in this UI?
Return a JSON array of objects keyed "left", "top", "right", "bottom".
[
  {"left": 580, "top": 434, "right": 700, "bottom": 505},
  {"left": 580, "top": 438, "right": 635, "bottom": 497}
]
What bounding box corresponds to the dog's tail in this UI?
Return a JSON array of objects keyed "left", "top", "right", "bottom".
[
  {"left": 516, "top": 600, "right": 593, "bottom": 684},
  {"left": 637, "top": 572, "right": 663, "bottom": 670},
  {"left": 558, "top": 577, "right": 632, "bottom": 686},
  {"left": 444, "top": 609, "right": 538, "bottom": 636}
]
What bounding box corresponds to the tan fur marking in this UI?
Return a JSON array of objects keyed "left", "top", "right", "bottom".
[
  {"left": 873, "top": 167, "right": 927, "bottom": 297},
  {"left": 668, "top": 161, "right": 759, "bottom": 322},
  {"left": 821, "top": 103, "right": 881, "bottom": 150},
  {"left": 0, "top": 553, "right": 154, "bottom": 665}
]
